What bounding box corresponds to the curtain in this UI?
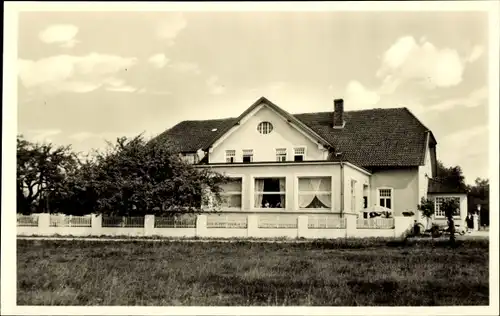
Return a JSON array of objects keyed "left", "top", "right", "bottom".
[
  {"left": 254, "top": 179, "right": 265, "bottom": 208},
  {"left": 298, "top": 178, "right": 332, "bottom": 208}
]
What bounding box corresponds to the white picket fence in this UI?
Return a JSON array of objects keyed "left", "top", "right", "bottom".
[
  {"left": 17, "top": 213, "right": 413, "bottom": 239},
  {"left": 207, "top": 214, "right": 247, "bottom": 229},
  {"left": 308, "top": 215, "right": 346, "bottom": 229},
  {"left": 258, "top": 214, "right": 298, "bottom": 229},
  {"left": 357, "top": 217, "right": 395, "bottom": 229},
  {"left": 49, "top": 215, "right": 92, "bottom": 227},
  {"left": 17, "top": 214, "right": 39, "bottom": 227}
]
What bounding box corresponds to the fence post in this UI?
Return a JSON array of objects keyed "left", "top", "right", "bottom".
[
  {"left": 297, "top": 215, "right": 308, "bottom": 239},
  {"left": 91, "top": 214, "right": 102, "bottom": 236},
  {"left": 394, "top": 216, "right": 413, "bottom": 238},
  {"left": 345, "top": 213, "right": 357, "bottom": 238},
  {"left": 247, "top": 214, "right": 259, "bottom": 238},
  {"left": 196, "top": 214, "right": 208, "bottom": 237},
  {"left": 38, "top": 213, "right": 50, "bottom": 236},
  {"left": 144, "top": 214, "right": 155, "bottom": 236}
]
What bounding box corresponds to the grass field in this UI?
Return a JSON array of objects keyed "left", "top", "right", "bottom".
[{"left": 17, "top": 238, "right": 489, "bottom": 306}]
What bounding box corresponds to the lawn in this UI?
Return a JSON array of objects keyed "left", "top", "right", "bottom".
[{"left": 17, "top": 238, "right": 489, "bottom": 306}]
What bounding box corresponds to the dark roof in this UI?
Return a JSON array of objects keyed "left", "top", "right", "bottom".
[
  {"left": 152, "top": 97, "right": 436, "bottom": 168},
  {"left": 428, "top": 178, "right": 468, "bottom": 194}
]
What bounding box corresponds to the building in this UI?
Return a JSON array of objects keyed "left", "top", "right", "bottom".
[{"left": 155, "top": 96, "right": 467, "bottom": 228}]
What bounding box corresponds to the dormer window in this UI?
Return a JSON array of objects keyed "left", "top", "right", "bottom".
[
  {"left": 242, "top": 149, "right": 253, "bottom": 163},
  {"left": 257, "top": 122, "right": 273, "bottom": 134},
  {"left": 225, "top": 150, "right": 235, "bottom": 163},
  {"left": 294, "top": 147, "right": 305, "bottom": 162},
  {"left": 276, "top": 148, "right": 287, "bottom": 162}
]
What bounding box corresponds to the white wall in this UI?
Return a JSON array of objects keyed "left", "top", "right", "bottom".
[
  {"left": 209, "top": 105, "right": 327, "bottom": 163},
  {"left": 418, "top": 141, "right": 433, "bottom": 205},
  {"left": 369, "top": 168, "right": 419, "bottom": 217},
  {"left": 205, "top": 163, "right": 368, "bottom": 214},
  {"left": 17, "top": 213, "right": 413, "bottom": 239},
  {"left": 428, "top": 193, "right": 468, "bottom": 226},
  {"left": 344, "top": 164, "right": 371, "bottom": 214}
]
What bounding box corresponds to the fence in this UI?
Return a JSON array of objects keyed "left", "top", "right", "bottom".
[
  {"left": 155, "top": 215, "right": 196, "bottom": 228},
  {"left": 308, "top": 215, "right": 346, "bottom": 229},
  {"left": 207, "top": 214, "right": 247, "bottom": 229},
  {"left": 17, "top": 214, "right": 39, "bottom": 227},
  {"left": 17, "top": 213, "right": 414, "bottom": 239},
  {"left": 357, "top": 217, "right": 395, "bottom": 229},
  {"left": 102, "top": 216, "right": 144, "bottom": 228},
  {"left": 49, "top": 215, "right": 92, "bottom": 227}
]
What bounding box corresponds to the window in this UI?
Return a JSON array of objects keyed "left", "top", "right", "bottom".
[
  {"left": 220, "top": 178, "right": 242, "bottom": 208},
  {"left": 294, "top": 147, "right": 305, "bottom": 161},
  {"left": 363, "top": 184, "right": 369, "bottom": 209},
  {"left": 225, "top": 150, "right": 235, "bottom": 163},
  {"left": 254, "top": 177, "right": 286, "bottom": 208},
  {"left": 276, "top": 148, "right": 287, "bottom": 162},
  {"left": 378, "top": 188, "right": 392, "bottom": 209},
  {"left": 298, "top": 177, "right": 332, "bottom": 209},
  {"left": 242, "top": 149, "right": 253, "bottom": 163},
  {"left": 435, "top": 197, "right": 461, "bottom": 217},
  {"left": 257, "top": 122, "right": 273, "bottom": 134},
  {"left": 351, "top": 179, "right": 357, "bottom": 212},
  {"left": 180, "top": 154, "right": 198, "bottom": 164}
]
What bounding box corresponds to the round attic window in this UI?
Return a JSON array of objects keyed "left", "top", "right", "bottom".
[{"left": 257, "top": 121, "right": 273, "bottom": 134}]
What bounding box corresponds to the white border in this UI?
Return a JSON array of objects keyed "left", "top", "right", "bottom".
[{"left": 3, "top": 1, "right": 499, "bottom": 316}]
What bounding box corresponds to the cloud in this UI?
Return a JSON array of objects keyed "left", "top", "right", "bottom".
[
  {"left": 137, "top": 88, "right": 172, "bottom": 95},
  {"left": 377, "top": 36, "right": 474, "bottom": 91},
  {"left": 27, "top": 129, "right": 62, "bottom": 143},
  {"left": 68, "top": 131, "right": 94, "bottom": 142},
  {"left": 148, "top": 53, "right": 169, "bottom": 68},
  {"left": 468, "top": 45, "right": 484, "bottom": 63},
  {"left": 39, "top": 24, "right": 80, "bottom": 48},
  {"left": 18, "top": 53, "right": 137, "bottom": 94},
  {"left": 344, "top": 80, "right": 380, "bottom": 109},
  {"left": 207, "top": 75, "right": 226, "bottom": 95},
  {"left": 439, "top": 124, "right": 489, "bottom": 184},
  {"left": 168, "top": 61, "right": 201, "bottom": 74},
  {"left": 425, "top": 86, "right": 488, "bottom": 113},
  {"left": 156, "top": 13, "right": 187, "bottom": 44}
]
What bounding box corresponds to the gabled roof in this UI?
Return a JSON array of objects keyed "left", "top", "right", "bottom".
[
  {"left": 152, "top": 97, "right": 437, "bottom": 168},
  {"left": 428, "top": 178, "right": 468, "bottom": 194}
]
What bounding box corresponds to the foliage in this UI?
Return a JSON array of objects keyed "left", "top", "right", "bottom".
[
  {"left": 440, "top": 198, "right": 460, "bottom": 243},
  {"left": 56, "top": 134, "right": 228, "bottom": 216},
  {"left": 16, "top": 135, "right": 79, "bottom": 214},
  {"left": 417, "top": 197, "right": 435, "bottom": 230},
  {"left": 436, "top": 160, "right": 468, "bottom": 192},
  {"left": 467, "top": 177, "right": 489, "bottom": 226}
]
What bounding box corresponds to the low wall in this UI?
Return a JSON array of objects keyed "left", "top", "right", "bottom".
[{"left": 17, "top": 213, "right": 415, "bottom": 239}]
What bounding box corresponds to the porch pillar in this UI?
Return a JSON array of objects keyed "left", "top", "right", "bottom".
[
  {"left": 297, "top": 215, "right": 308, "bottom": 238},
  {"left": 247, "top": 214, "right": 259, "bottom": 237},
  {"left": 38, "top": 213, "right": 50, "bottom": 236},
  {"left": 91, "top": 214, "right": 102, "bottom": 236},
  {"left": 144, "top": 214, "right": 155, "bottom": 236},
  {"left": 196, "top": 214, "right": 208, "bottom": 237},
  {"left": 345, "top": 213, "right": 357, "bottom": 238}
]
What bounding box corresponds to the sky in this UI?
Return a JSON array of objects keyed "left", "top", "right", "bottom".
[{"left": 16, "top": 8, "right": 491, "bottom": 185}]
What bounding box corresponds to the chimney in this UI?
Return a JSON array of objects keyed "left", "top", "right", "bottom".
[{"left": 333, "top": 98, "right": 344, "bottom": 128}]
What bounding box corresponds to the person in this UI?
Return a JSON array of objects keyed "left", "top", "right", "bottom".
[{"left": 466, "top": 213, "right": 474, "bottom": 233}]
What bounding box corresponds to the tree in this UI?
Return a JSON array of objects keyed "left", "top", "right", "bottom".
[
  {"left": 467, "top": 178, "right": 489, "bottom": 226},
  {"left": 417, "top": 197, "right": 435, "bottom": 231},
  {"left": 441, "top": 198, "right": 460, "bottom": 244},
  {"left": 17, "top": 135, "right": 79, "bottom": 214},
  {"left": 436, "top": 160, "right": 468, "bottom": 192},
  {"left": 58, "top": 134, "right": 228, "bottom": 216}
]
